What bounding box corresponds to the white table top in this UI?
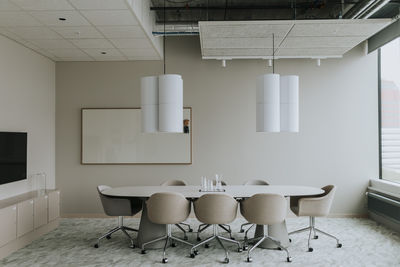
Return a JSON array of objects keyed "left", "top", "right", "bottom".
[{"left": 102, "top": 185, "right": 324, "bottom": 198}]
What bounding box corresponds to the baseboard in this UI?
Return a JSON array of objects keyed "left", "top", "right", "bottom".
[
  {"left": 369, "top": 211, "right": 400, "bottom": 232},
  {"left": 0, "top": 219, "right": 59, "bottom": 260}
]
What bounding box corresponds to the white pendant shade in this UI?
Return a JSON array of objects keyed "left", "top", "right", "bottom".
[
  {"left": 280, "top": 75, "right": 299, "bottom": 132},
  {"left": 256, "top": 74, "right": 280, "bottom": 132},
  {"left": 141, "top": 76, "right": 158, "bottom": 133},
  {"left": 158, "top": 74, "right": 183, "bottom": 133}
]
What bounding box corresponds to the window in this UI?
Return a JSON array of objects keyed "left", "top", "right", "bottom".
[{"left": 380, "top": 37, "right": 400, "bottom": 183}]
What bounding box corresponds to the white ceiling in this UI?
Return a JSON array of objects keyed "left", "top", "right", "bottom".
[
  {"left": 199, "top": 19, "right": 393, "bottom": 59},
  {"left": 0, "top": 0, "right": 162, "bottom": 61}
]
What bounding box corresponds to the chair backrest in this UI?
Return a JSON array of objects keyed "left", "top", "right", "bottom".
[
  {"left": 244, "top": 179, "right": 269, "bottom": 186},
  {"left": 241, "top": 194, "right": 286, "bottom": 225},
  {"left": 146, "top": 192, "right": 191, "bottom": 224},
  {"left": 194, "top": 194, "right": 237, "bottom": 225},
  {"left": 298, "top": 185, "right": 337, "bottom": 217},
  {"left": 161, "top": 179, "right": 187, "bottom": 186},
  {"left": 97, "top": 185, "right": 138, "bottom": 217}
]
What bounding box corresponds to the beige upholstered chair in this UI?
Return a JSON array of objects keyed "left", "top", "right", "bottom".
[
  {"left": 160, "top": 179, "right": 193, "bottom": 237},
  {"left": 241, "top": 193, "right": 291, "bottom": 263},
  {"left": 95, "top": 185, "right": 142, "bottom": 248},
  {"left": 141, "top": 192, "right": 193, "bottom": 264},
  {"left": 191, "top": 194, "right": 242, "bottom": 264},
  {"left": 289, "top": 185, "right": 342, "bottom": 252},
  {"left": 196, "top": 180, "right": 234, "bottom": 241},
  {"left": 239, "top": 179, "right": 270, "bottom": 234}
]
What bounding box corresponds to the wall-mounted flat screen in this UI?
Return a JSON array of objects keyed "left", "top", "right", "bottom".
[{"left": 0, "top": 132, "right": 27, "bottom": 185}]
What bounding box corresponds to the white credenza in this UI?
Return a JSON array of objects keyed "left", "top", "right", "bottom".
[{"left": 0, "top": 190, "right": 60, "bottom": 259}]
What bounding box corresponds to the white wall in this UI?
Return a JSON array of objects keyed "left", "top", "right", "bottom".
[
  {"left": 0, "top": 35, "right": 55, "bottom": 200},
  {"left": 56, "top": 36, "right": 378, "bottom": 216}
]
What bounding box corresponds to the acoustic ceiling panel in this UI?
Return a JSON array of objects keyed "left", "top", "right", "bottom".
[
  {"left": 199, "top": 19, "right": 392, "bottom": 59},
  {"left": 0, "top": 0, "right": 162, "bottom": 61}
]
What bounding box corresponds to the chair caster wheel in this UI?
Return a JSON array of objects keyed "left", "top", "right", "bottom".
[
  {"left": 141, "top": 250, "right": 146, "bottom": 254},
  {"left": 94, "top": 244, "right": 99, "bottom": 248},
  {"left": 237, "top": 247, "right": 243, "bottom": 252},
  {"left": 314, "top": 235, "right": 319, "bottom": 239},
  {"left": 205, "top": 243, "right": 210, "bottom": 248},
  {"left": 243, "top": 245, "right": 248, "bottom": 251},
  {"left": 193, "top": 249, "right": 199, "bottom": 255},
  {"left": 224, "top": 258, "right": 229, "bottom": 264},
  {"left": 287, "top": 257, "right": 292, "bottom": 262},
  {"left": 106, "top": 235, "right": 111, "bottom": 240},
  {"left": 183, "top": 236, "right": 188, "bottom": 240},
  {"left": 196, "top": 237, "right": 201, "bottom": 241},
  {"left": 231, "top": 237, "right": 235, "bottom": 240},
  {"left": 171, "top": 243, "right": 176, "bottom": 247},
  {"left": 130, "top": 244, "right": 135, "bottom": 249},
  {"left": 189, "top": 229, "right": 193, "bottom": 232},
  {"left": 289, "top": 238, "right": 292, "bottom": 242},
  {"left": 162, "top": 258, "right": 168, "bottom": 263},
  {"left": 190, "top": 253, "right": 196, "bottom": 258},
  {"left": 337, "top": 243, "right": 342, "bottom": 248},
  {"left": 308, "top": 247, "right": 313, "bottom": 252},
  {"left": 240, "top": 229, "right": 244, "bottom": 233},
  {"left": 246, "top": 257, "right": 252, "bottom": 262},
  {"left": 277, "top": 247, "right": 282, "bottom": 250}
]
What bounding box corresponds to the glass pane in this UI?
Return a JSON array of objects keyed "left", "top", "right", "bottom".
[{"left": 381, "top": 37, "right": 400, "bottom": 183}]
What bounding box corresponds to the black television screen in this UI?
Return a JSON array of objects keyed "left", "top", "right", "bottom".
[{"left": 0, "top": 132, "right": 27, "bottom": 185}]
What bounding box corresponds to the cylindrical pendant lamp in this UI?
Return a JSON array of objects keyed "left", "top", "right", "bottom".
[
  {"left": 280, "top": 75, "right": 299, "bottom": 132},
  {"left": 256, "top": 74, "right": 280, "bottom": 132},
  {"left": 141, "top": 76, "right": 159, "bottom": 133},
  {"left": 158, "top": 74, "right": 183, "bottom": 133}
]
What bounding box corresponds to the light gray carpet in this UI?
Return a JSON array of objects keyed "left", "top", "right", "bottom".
[{"left": 1, "top": 217, "right": 400, "bottom": 267}]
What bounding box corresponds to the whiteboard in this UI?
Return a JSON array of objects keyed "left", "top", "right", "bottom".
[{"left": 81, "top": 108, "right": 191, "bottom": 164}]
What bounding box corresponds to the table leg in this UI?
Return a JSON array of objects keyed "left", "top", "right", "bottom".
[
  {"left": 136, "top": 202, "right": 166, "bottom": 249},
  {"left": 254, "top": 220, "right": 290, "bottom": 249}
]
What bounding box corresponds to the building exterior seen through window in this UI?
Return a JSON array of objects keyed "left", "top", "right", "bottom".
[{"left": 380, "top": 37, "right": 400, "bottom": 183}]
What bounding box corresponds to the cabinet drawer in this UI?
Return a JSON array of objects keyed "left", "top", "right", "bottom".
[
  {"left": 0, "top": 205, "right": 17, "bottom": 247},
  {"left": 48, "top": 191, "right": 60, "bottom": 221},
  {"left": 17, "top": 199, "right": 34, "bottom": 237},
  {"left": 34, "top": 195, "right": 48, "bottom": 229}
]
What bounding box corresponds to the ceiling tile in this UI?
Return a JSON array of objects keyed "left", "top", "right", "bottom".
[
  {"left": 30, "top": 38, "right": 75, "bottom": 48},
  {"left": 281, "top": 36, "right": 366, "bottom": 48},
  {"left": 202, "top": 37, "right": 284, "bottom": 49},
  {"left": 97, "top": 26, "right": 145, "bottom": 38},
  {"left": 109, "top": 38, "right": 150, "bottom": 49},
  {"left": 0, "top": 11, "right": 41, "bottom": 26},
  {"left": 0, "top": 27, "right": 24, "bottom": 41},
  {"left": 7, "top": 26, "right": 62, "bottom": 39},
  {"left": 203, "top": 48, "right": 273, "bottom": 57},
  {"left": 30, "top": 10, "right": 90, "bottom": 26},
  {"left": 70, "top": 38, "right": 114, "bottom": 49},
  {"left": 12, "top": 0, "right": 73, "bottom": 11},
  {"left": 47, "top": 48, "right": 88, "bottom": 57},
  {"left": 275, "top": 47, "right": 351, "bottom": 57},
  {"left": 68, "top": 0, "right": 128, "bottom": 10},
  {"left": 51, "top": 26, "right": 103, "bottom": 39},
  {"left": 119, "top": 48, "right": 159, "bottom": 57},
  {"left": 81, "top": 10, "right": 138, "bottom": 26},
  {"left": 0, "top": 0, "right": 21, "bottom": 10}
]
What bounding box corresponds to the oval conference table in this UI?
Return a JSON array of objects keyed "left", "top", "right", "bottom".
[{"left": 102, "top": 185, "right": 324, "bottom": 249}]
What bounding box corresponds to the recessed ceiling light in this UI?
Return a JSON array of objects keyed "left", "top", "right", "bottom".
[
  {"left": 58, "top": 17, "right": 66, "bottom": 21},
  {"left": 101, "top": 52, "right": 107, "bottom": 55}
]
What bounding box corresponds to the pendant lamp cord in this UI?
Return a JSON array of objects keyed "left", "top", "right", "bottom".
[
  {"left": 272, "top": 33, "right": 275, "bottom": 74},
  {"left": 163, "top": 0, "right": 166, "bottom": 75}
]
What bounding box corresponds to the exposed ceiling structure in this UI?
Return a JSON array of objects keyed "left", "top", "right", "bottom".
[
  {"left": 151, "top": 0, "right": 400, "bottom": 23},
  {"left": 0, "top": 0, "right": 162, "bottom": 61},
  {"left": 199, "top": 19, "right": 392, "bottom": 59}
]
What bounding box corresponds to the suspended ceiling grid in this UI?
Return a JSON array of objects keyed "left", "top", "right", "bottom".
[
  {"left": 199, "top": 19, "right": 393, "bottom": 59},
  {"left": 0, "top": 0, "right": 162, "bottom": 61}
]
